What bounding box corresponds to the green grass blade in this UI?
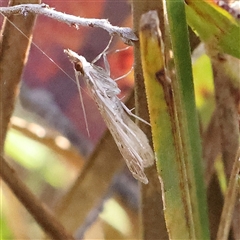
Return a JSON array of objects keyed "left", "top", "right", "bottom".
[
  {"left": 165, "top": 1, "right": 210, "bottom": 239},
  {"left": 185, "top": 0, "right": 240, "bottom": 59},
  {"left": 140, "top": 10, "right": 198, "bottom": 239}
]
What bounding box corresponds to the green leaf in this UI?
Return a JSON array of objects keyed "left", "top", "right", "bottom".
[
  {"left": 139, "top": 5, "right": 210, "bottom": 238},
  {"left": 139, "top": 11, "right": 192, "bottom": 238},
  {"left": 166, "top": 1, "right": 210, "bottom": 238},
  {"left": 185, "top": 0, "right": 240, "bottom": 59}
]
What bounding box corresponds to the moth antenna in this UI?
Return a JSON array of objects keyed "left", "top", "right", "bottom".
[
  {"left": 2, "top": 12, "right": 91, "bottom": 136},
  {"left": 74, "top": 69, "right": 90, "bottom": 137},
  {"left": 1, "top": 13, "right": 77, "bottom": 85}
]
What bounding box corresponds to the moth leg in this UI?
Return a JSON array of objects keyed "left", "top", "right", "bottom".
[
  {"left": 92, "top": 36, "right": 113, "bottom": 66},
  {"left": 114, "top": 66, "right": 133, "bottom": 82},
  {"left": 101, "top": 43, "right": 132, "bottom": 77},
  {"left": 121, "top": 102, "right": 151, "bottom": 126}
]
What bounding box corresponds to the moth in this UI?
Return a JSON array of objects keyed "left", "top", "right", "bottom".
[{"left": 64, "top": 48, "right": 155, "bottom": 184}]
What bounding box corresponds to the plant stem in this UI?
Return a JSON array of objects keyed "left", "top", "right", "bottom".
[
  {"left": 0, "top": 3, "right": 137, "bottom": 44},
  {"left": 0, "top": 155, "right": 75, "bottom": 239},
  {"left": 216, "top": 148, "right": 240, "bottom": 240}
]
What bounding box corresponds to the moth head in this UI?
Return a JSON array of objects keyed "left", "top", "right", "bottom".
[
  {"left": 64, "top": 49, "right": 87, "bottom": 76},
  {"left": 74, "top": 61, "right": 85, "bottom": 75}
]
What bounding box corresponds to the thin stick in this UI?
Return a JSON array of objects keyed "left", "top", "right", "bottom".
[
  {"left": 216, "top": 147, "right": 240, "bottom": 240},
  {"left": 0, "top": 155, "right": 75, "bottom": 240},
  {"left": 0, "top": 0, "right": 38, "bottom": 150},
  {"left": 0, "top": 3, "right": 138, "bottom": 44}
]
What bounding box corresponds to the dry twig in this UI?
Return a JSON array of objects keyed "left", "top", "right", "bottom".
[
  {"left": 216, "top": 148, "right": 240, "bottom": 240},
  {"left": 0, "top": 155, "right": 75, "bottom": 239},
  {"left": 0, "top": 3, "right": 138, "bottom": 45}
]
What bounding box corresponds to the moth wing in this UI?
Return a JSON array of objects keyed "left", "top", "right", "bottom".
[
  {"left": 121, "top": 111, "right": 155, "bottom": 168},
  {"left": 88, "top": 67, "right": 120, "bottom": 96},
  {"left": 100, "top": 101, "right": 150, "bottom": 184},
  {"left": 82, "top": 66, "right": 153, "bottom": 184}
]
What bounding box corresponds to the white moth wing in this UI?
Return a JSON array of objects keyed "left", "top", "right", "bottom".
[
  {"left": 120, "top": 110, "right": 155, "bottom": 168},
  {"left": 64, "top": 49, "right": 155, "bottom": 184},
  {"left": 93, "top": 92, "right": 152, "bottom": 184},
  {"left": 86, "top": 72, "right": 154, "bottom": 166}
]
